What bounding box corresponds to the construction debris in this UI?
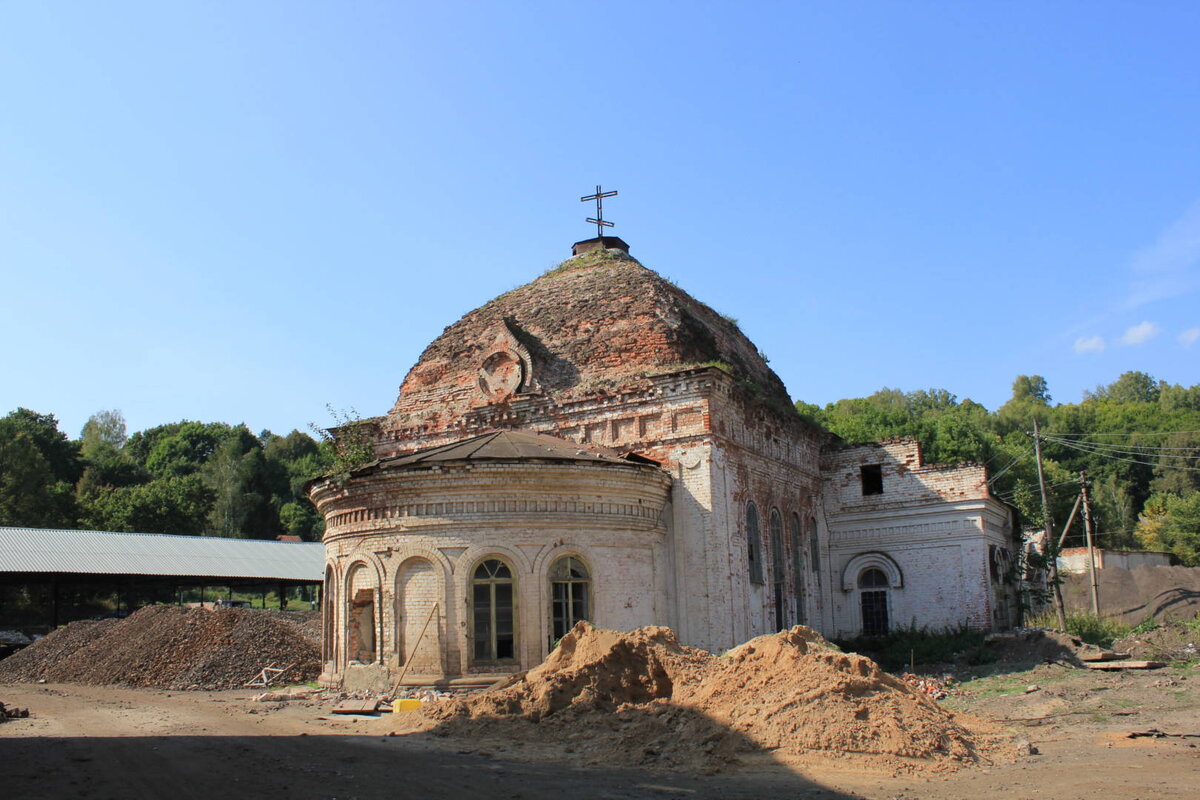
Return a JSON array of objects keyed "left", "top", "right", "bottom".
[
  {"left": 0, "top": 701, "right": 30, "bottom": 721},
  {"left": 899, "top": 672, "right": 955, "bottom": 700},
  {"left": 1127, "top": 729, "right": 1200, "bottom": 739},
  {"left": 332, "top": 698, "right": 382, "bottom": 715},
  {"left": 0, "top": 606, "right": 320, "bottom": 690},
  {"left": 423, "top": 622, "right": 997, "bottom": 772},
  {"left": 1085, "top": 660, "right": 1166, "bottom": 670}
]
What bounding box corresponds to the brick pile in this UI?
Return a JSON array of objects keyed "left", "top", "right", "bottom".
[{"left": 0, "top": 606, "right": 320, "bottom": 690}]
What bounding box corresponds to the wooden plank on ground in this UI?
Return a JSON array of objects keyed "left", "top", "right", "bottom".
[
  {"left": 1078, "top": 651, "right": 1131, "bottom": 662},
  {"left": 1085, "top": 660, "right": 1166, "bottom": 670},
  {"left": 331, "top": 699, "right": 381, "bottom": 715}
]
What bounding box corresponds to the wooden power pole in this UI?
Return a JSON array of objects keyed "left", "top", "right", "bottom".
[
  {"left": 1080, "top": 471, "right": 1101, "bottom": 615},
  {"left": 1033, "top": 419, "right": 1069, "bottom": 631}
]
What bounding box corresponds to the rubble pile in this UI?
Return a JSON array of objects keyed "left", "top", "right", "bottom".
[
  {"left": 0, "top": 606, "right": 320, "bottom": 690},
  {"left": 1113, "top": 621, "right": 1199, "bottom": 663},
  {"left": 423, "top": 622, "right": 991, "bottom": 771},
  {"left": 0, "top": 700, "right": 30, "bottom": 721}
]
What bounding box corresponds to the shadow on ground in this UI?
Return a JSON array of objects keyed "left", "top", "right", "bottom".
[{"left": 0, "top": 728, "right": 861, "bottom": 800}]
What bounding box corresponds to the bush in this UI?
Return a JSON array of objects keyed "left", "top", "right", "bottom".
[
  {"left": 1026, "top": 610, "right": 1133, "bottom": 648},
  {"left": 832, "top": 624, "right": 995, "bottom": 672}
]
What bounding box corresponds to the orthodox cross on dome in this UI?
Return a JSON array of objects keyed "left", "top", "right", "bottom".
[{"left": 580, "top": 185, "right": 618, "bottom": 238}]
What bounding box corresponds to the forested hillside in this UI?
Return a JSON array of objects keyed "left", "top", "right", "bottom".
[
  {"left": 798, "top": 371, "right": 1200, "bottom": 565},
  {"left": 0, "top": 409, "right": 331, "bottom": 541}
]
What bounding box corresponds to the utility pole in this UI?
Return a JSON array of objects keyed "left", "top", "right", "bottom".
[
  {"left": 1033, "top": 418, "right": 1068, "bottom": 631},
  {"left": 1080, "top": 471, "right": 1101, "bottom": 615}
]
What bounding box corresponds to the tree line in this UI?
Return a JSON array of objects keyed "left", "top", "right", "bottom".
[
  {"left": 0, "top": 409, "right": 331, "bottom": 541},
  {"left": 3, "top": 370, "right": 1198, "bottom": 560},
  {"left": 797, "top": 371, "right": 1200, "bottom": 566}
]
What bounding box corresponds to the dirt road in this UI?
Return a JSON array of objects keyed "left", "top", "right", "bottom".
[{"left": 2, "top": 661, "right": 1197, "bottom": 799}]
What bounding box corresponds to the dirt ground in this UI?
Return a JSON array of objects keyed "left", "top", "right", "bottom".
[{"left": 2, "top": 661, "right": 1197, "bottom": 800}]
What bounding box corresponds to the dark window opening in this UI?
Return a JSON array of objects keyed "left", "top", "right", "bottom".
[
  {"left": 860, "top": 464, "right": 883, "bottom": 496},
  {"left": 860, "top": 590, "right": 888, "bottom": 636},
  {"left": 859, "top": 567, "right": 889, "bottom": 637},
  {"left": 472, "top": 559, "right": 515, "bottom": 661}
]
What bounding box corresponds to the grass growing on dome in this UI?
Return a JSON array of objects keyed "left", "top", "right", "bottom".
[{"left": 541, "top": 246, "right": 639, "bottom": 277}]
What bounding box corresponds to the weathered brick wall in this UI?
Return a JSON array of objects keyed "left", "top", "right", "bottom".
[
  {"left": 313, "top": 459, "right": 671, "bottom": 684},
  {"left": 825, "top": 439, "right": 989, "bottom": 510},
  {"left": 821, "top": 438, "right": 1017, "bottom": 637}
]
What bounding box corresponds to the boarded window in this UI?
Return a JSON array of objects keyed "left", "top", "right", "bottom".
[
  {"left": 808, "top": 518, "right": 821, "bottom": 587},
  {"left": 770, "top": 508, "right": 786, "bottom": 630},
  {"left": 790, "top": 513, "right": 806, "bottom": 625},
  {"left": 747, "top": 502, "right": 764, "bottom": 584}
]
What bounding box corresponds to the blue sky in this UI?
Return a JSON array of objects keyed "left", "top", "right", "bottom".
[{"left": 2, "top": 1, "right": 1198, "bottom": 438}]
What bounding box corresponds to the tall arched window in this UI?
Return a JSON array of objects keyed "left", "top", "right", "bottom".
[
  {"left": 859, "top": 568, "right": 889, "bottom": 637},
  {"left": 746, "top": 502, "right": 764, "bottom": 584},
  {"left": 549, "top": 556, "right": 591, "bottom": 641},
  {"left": 808, "top": 517, "right": 821, "bottom": 587},
  {"left": 790, "top": 513, "right": 806, "bottom": 624},
  {"left": 472, "top": 559, "right": 515, "bottom": 661},
  {"left": 769, "top": 508, "right": 785, "bottom": 630}
]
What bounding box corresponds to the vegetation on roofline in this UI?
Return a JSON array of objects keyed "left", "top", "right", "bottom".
[
  {"left": 541, "top": 246, "right": 638, "bottom": 277},
  {"left": 799, "top": 371, "right": 1200, "bottom": 565}
]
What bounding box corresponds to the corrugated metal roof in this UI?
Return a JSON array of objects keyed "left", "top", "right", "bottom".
[{"left": 0, "top": 527, "right": 324, "bottom": 581}]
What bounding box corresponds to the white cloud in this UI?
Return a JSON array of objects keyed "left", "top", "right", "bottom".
[
  {"left": 1074, "top": 335, "right": 1106, "bottom": 354},
  {"left": 1181, "top": 327, "right": 1200, "bottom": 347},
  {"left": 1119, "top": 321, "right": 1161, "bottom": 346},
  {"left": 1127, "top": 201, "right": 1200, "bottom": 308}
]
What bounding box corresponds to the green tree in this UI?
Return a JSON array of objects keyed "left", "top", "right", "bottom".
[
  {"left": 1135, "top": 492, "right": 1200, "bottom": 566},
  {"left": 0, "top": 425, "right": 78, "bottom": 527},
  {"left": 81, "top": 474, "right": 213, "bottom": 535}
]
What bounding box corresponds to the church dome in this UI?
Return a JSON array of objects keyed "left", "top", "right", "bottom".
[{"left": 386, "top": 244, "right": 791, "bottom": 428}]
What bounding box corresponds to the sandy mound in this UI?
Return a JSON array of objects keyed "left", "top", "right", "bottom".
[
  {"left": 0, "top": 606, "right": 319, "bottom": 690},
  {"left": 423, "top": 622, "right": 992, "bottom": 771}
]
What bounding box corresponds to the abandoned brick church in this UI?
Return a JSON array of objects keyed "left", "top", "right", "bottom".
[{"left": 309, "top": 236, "right": 1019, "bottom": 688}]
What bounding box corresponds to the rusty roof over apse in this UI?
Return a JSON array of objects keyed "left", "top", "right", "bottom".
[
  {"left": 384, "top": 245, "right": 792, "bottom": 432},
  {"left": 0, "top": 527, "right": 324, "bottom": 581},
  {"left": 360, "top": 430, "right": 661, "bottom": 474}
]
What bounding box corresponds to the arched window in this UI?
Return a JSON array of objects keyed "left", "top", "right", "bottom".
[
  {"left": 746, "top": 502, "right": 764, "bottom": 584},
  {"left": 790, "top": 513, "right": 806, "bottom": 624},
  {"left": 472, "top": 559, "right": 515, "bottom": 661},
  {"left": 808, "top": 517, "right": 820, "bottom": 587},
  {"left": 769, "top": 508, "right": 785, "bottom": 630},
  {"left": 859, "top": 568, "right": 889, "bottom": 637},
  {"left": 549, "top": 556, "right": 590, "bottom": 641}
]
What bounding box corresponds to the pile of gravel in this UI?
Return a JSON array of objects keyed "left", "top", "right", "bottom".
[{"left": 0, "top": 606, "right": 320, "bottom": 690}]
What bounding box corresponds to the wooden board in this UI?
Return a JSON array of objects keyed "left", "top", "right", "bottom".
[
  {"left": 1078, "top": 651, "right": 1131, "bottom": 662},
  {"left": 331, "top": 699, "right": 381, "bottom": 714},
  {"left": 1085, "top": 660, "right": 1165, "bottom": 670}
]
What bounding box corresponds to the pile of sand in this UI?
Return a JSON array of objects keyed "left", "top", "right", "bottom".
[
  {"left": 423, "top": 622, "right": 992, "bottom": 771},
  {"left": 0, "top": 606, "right": 319, "bottom": 690}
]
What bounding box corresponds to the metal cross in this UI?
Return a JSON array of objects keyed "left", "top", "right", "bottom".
[{"left": 580, "top": 185, "right": 618, "bottom": 238}]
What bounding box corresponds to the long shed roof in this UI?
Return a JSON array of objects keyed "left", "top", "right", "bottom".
[{"left": 0, "top": 527, "right": 323, "bottom": 582}]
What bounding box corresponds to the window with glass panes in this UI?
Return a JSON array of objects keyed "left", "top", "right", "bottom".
[
  {"left": 472, "top": 559, "right": 515, "bottom": 661},
  {"left": 549, "top": 556, "right": 590, "bottom": 641}
]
